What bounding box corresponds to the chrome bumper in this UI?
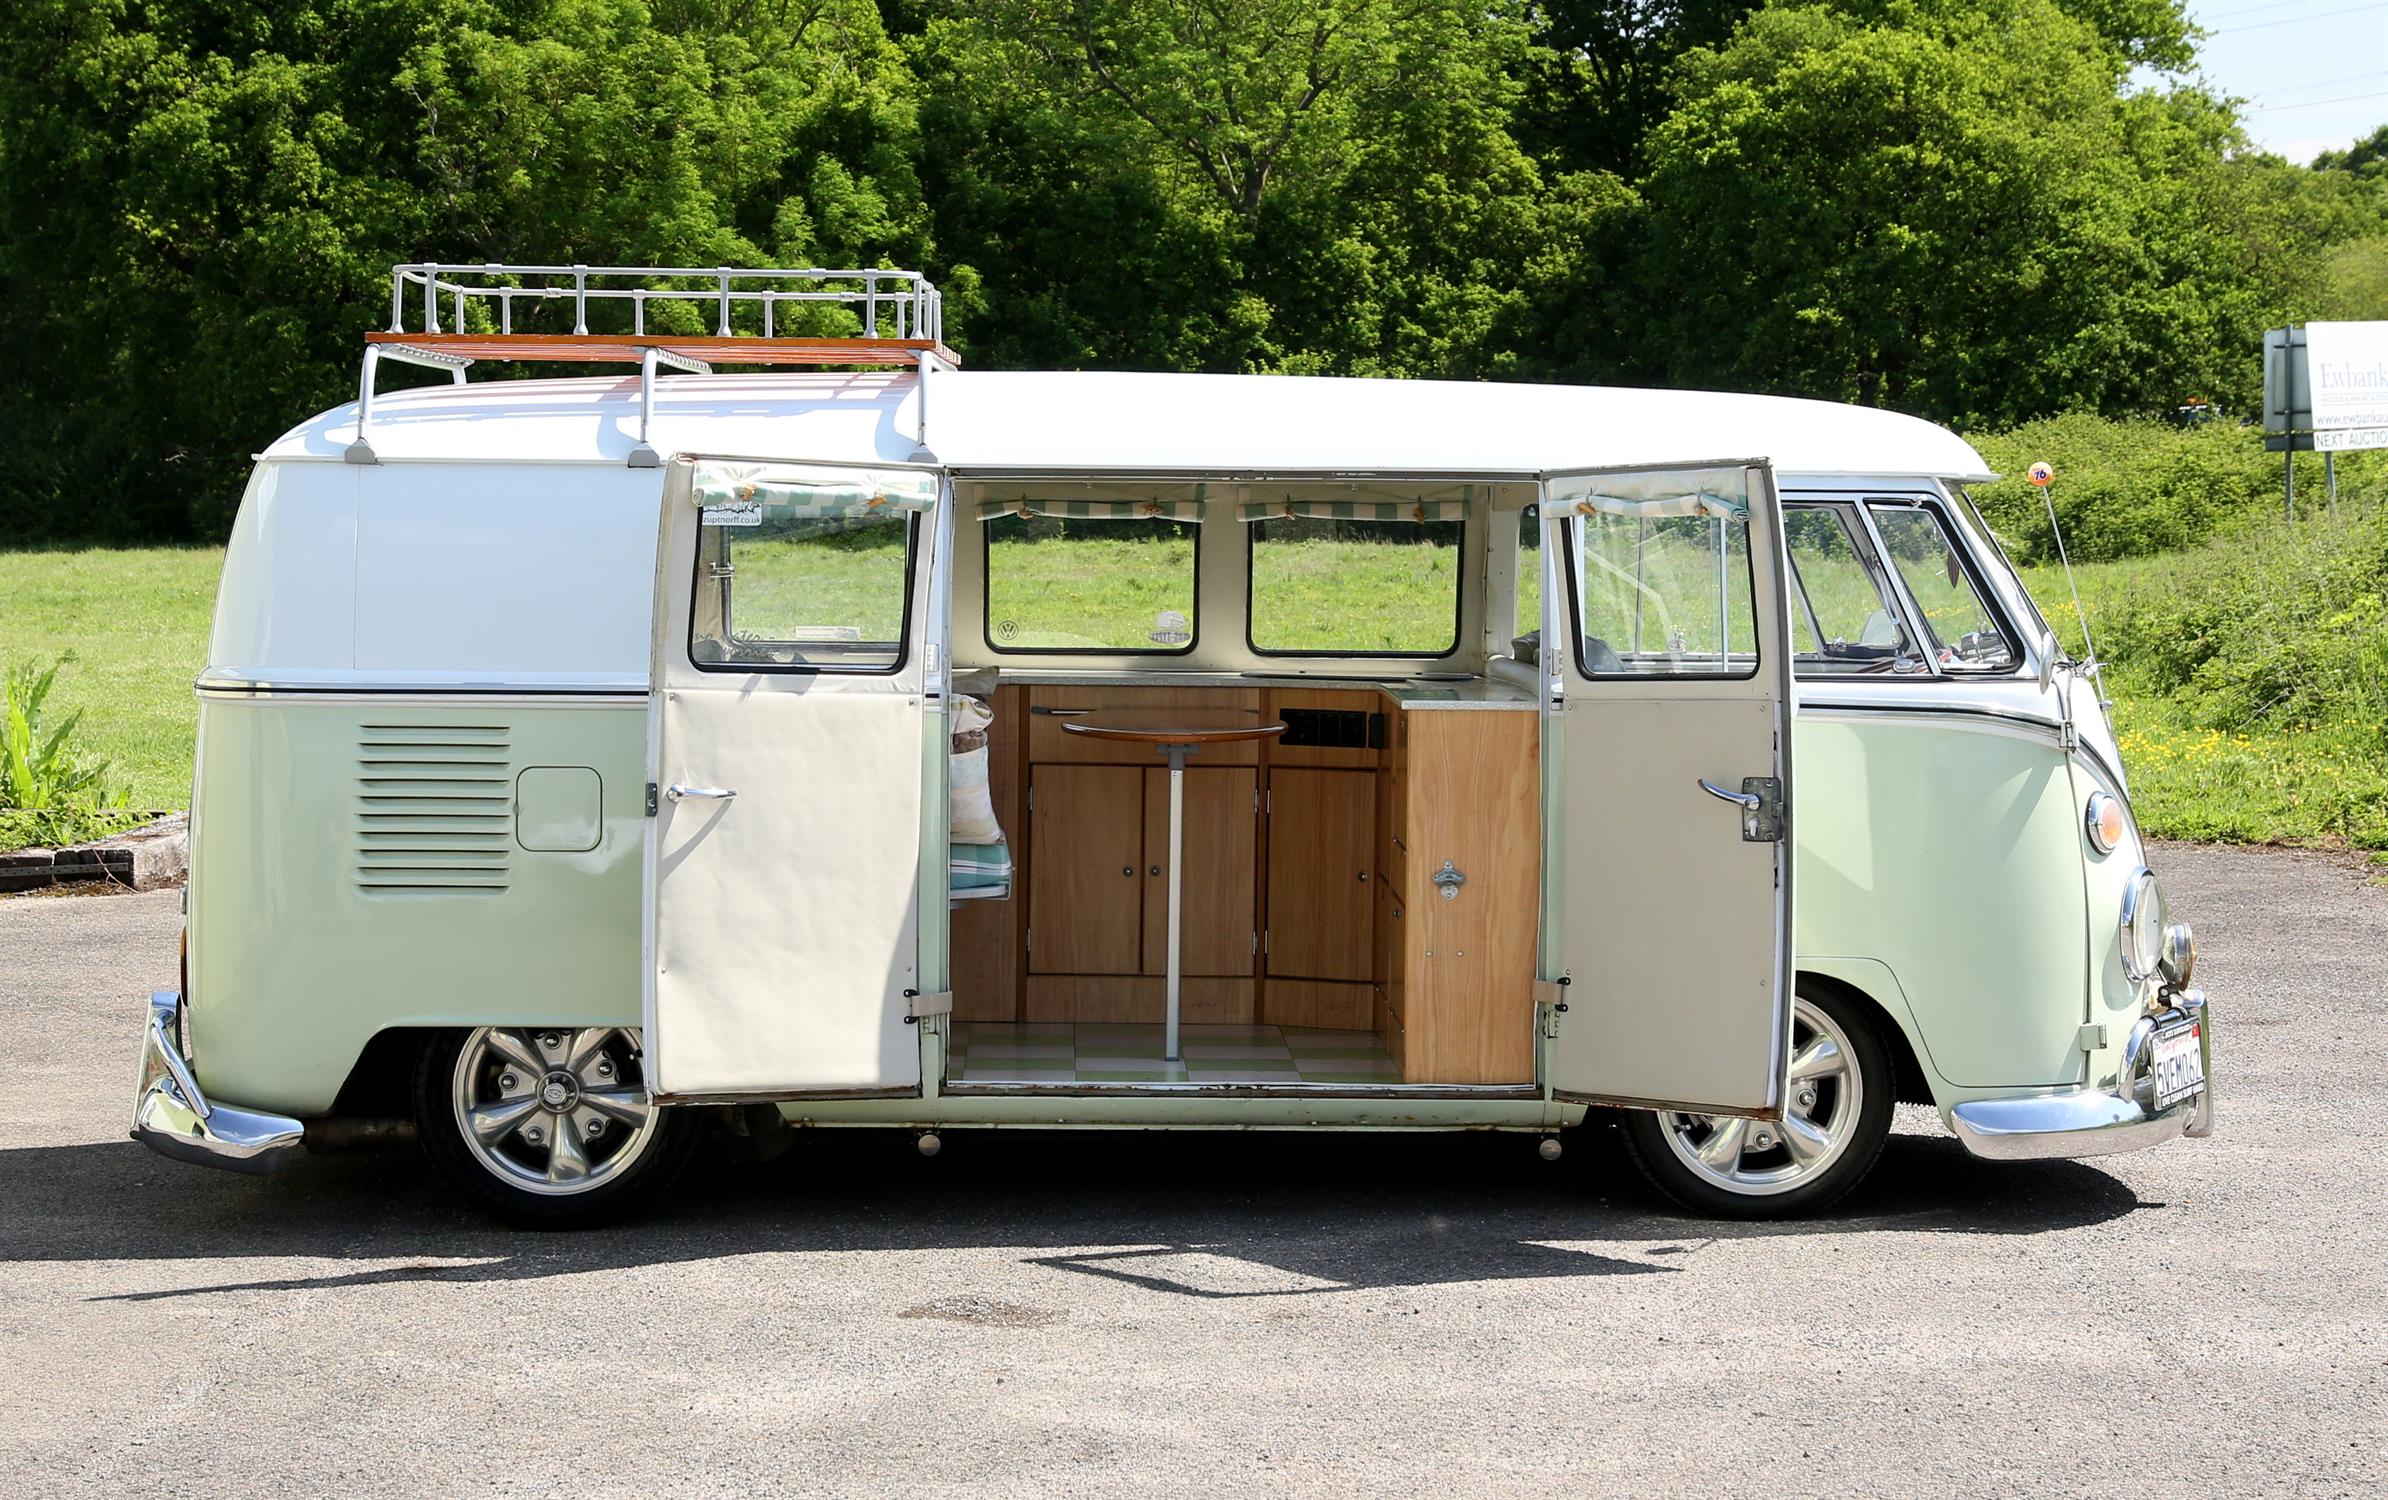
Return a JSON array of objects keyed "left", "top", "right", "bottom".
[
  {"left": 1951, "top": 991, "right": 2214, "bottom": 1162},
  {"left": 131, "top": 990, "right": 304, "bottom": 1174}
]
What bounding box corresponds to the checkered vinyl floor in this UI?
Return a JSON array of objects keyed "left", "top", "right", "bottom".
[{"left": 946, "top": 1022, "right": 1400, "bottom": 1085}]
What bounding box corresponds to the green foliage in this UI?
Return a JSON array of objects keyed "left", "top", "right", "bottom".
[
  {"left": 2, "top": 0, "right": 2385, "bottom": 543},
  {"left": 0, "top": 654, "right": 137, "bottom": 850},
  {"left": 2017, "top": 504, "right": 2388, "bottom": 847},
  {"left": 1968, "top": 414, "right": 2388, "bottom": 563},
  {"left": 1630, "top": 0, "right": 2362, "bottom": 427}
]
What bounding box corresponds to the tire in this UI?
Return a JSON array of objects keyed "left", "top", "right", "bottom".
[
  {"left": 1618, "top": 982, "right": 1895, "bottom": 1219},
  {"left": 414, "top": 1025, "right": 697, "bottom": 1227}
]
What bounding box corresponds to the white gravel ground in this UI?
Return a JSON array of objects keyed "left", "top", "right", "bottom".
[{"left": 1, "top": 842, "right": 2382, "bottom": 1498}]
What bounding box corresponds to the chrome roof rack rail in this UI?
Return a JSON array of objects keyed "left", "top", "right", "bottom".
[{"left": 345, "top": 262, "right": 955, "bottom": 467}]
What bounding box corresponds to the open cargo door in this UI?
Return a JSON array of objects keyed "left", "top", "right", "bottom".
[
  {"left": 643, "top": 456, "right": 945, "bottom": 1099},
  {"left": 1540, "top": 462, "right": 1795, "bottom": 1117}
]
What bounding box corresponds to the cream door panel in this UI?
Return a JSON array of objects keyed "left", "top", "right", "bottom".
[
  {"left": 1543, "top": 462, "right": 1795, "bottom": 1117},
  {"left": 645, "top": 456, "right": 938, "bottom": 1099}
]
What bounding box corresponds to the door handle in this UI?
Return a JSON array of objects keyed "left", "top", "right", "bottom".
[
  {"left": 1698, "top": 777, "right": 1784, "bottom": 842},
  {"left": 1697, "top": 778, "right": 1761, "bottom": 811},
  {"left": 666, "top": 784, "right": 738, "bottom": 802}
]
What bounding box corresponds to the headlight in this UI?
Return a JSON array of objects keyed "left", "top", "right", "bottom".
[
  {"left": 2119, "top": 868, "right": 2166, "bottom": 983},
  {"left": 2085, "top": 791, "right": 2125, "bottom": 854},
  {"left": 2158, "top": 921, "right": 2196, "bottom": 989}
]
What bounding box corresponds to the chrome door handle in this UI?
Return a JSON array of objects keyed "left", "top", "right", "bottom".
[
  {"left": 666, "top": 783, "right": 738, "bottom": 801},
  {"left": 1699, "top": 776, "right": 1785, "bottom": 842},
  {"left": 1698, "top": 778, "right": 1761, "bottom": 811}
]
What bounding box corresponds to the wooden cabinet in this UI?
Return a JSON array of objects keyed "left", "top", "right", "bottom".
[
  {"left": 1029, "top": 763, "right": 1256, "bottom": 981},
  {"left": 1141, "top": 767, "right": 1257, "bottom": 978},
  {"left": 1379, "top": 710, "right": 1540, "bottom": 1084},
  {"left": 1028, "top": 765, "right": 1145, "bottom": 975},
  {"left": 1264, "top": 767, "right": 1375, "bottom": 982}
]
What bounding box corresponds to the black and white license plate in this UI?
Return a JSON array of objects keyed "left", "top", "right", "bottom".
[{"left": 2150, "top": 1023, "right": 2205, "bottom": 1112}]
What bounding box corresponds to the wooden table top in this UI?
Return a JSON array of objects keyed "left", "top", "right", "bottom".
[{"left": 1059, "top": 708, "right": 1289, "bottom": 746}]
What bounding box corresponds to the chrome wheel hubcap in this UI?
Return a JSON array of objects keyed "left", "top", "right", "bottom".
[
  {"left": 452, "top": 1026, "right": 656, "bottom": 1196},
  {"left": 1657, "top": 997, "right": 1862, "bottom": 1197}
]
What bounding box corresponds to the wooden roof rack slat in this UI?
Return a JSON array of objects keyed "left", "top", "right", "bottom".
[{"left": 346, "top": 263, "right": 957, "bottom": 467}]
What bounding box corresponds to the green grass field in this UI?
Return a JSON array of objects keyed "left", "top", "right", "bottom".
[
  {"left": 1, "top": 547, "right": 220, "bottom": 811},
  {"left": 4, "top": 527, "right": 2381, "bottom": 849}
]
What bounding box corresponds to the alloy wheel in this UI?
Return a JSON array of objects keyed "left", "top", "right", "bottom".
[
  {"left": 1655, "top": 995, "right": 1864, "bottom": 1197},
  {"left": 450, "top": 1026, "right": 659, "bottom": 1195}
]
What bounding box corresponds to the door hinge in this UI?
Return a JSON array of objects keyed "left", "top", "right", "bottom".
[
  {"left": 644, "top": 782, "right": 659, "bottom": 817},
  {"left": 2060, "top": 720, "right": 2080, "bottom": 753},
  {"left": 2075, "top": 1022, "right": 2108, "bottom": 1053},
  {"left": 904, "top": 989, "right": 953, "bottom": 1022},
  {"left": 1536, "top": 976, "right": 1571, "bottom": 1037}
]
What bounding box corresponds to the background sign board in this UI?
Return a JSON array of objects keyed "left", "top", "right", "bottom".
[
  {"left": 2268, "top": 321, "right": 2388, "bottom": 454},
  {"left": 2305, "top": 321, "right": 2388, "bottom": 442}
]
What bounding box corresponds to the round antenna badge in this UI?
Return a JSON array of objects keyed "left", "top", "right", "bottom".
[{"left": 2027, "top": 461, "right": 2055, "bottom": 487}]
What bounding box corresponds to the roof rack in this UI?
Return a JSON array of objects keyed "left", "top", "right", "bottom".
[{"left": 347, "top": 263, "right": 956, "bottom": 467}]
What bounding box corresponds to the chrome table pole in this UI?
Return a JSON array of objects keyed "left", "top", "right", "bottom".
[{"left": 1162, "top": 743, "right": 1191, "bottom": 1062}]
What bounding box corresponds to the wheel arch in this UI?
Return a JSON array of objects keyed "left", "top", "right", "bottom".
[
  {"left": 1796, "top": 965, "right": 1938, "bottom": 1107},
  {"left": 328, "top": 1027, "right": 439, "bottom": 1119}
]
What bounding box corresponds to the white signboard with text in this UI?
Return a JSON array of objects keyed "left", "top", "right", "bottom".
[{"left": 2303, "top": 321, "right": 2388, "bottom": 451}]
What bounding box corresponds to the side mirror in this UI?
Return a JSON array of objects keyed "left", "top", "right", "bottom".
[{"left": 2037, "top": 633, "right": 2059, "bottom": 692}]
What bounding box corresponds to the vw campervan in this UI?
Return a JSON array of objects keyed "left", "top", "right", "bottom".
[{"left": 131, "top": 264, "right": 2213, "bottom": 1224}]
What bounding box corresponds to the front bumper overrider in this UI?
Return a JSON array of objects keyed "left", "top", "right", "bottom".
[
  {"left": 1950, "top": 991, "right": 2214, "bottom": 1161},
  {"left": 131, "top": 990, "right": 304, "bottom": 1174}
]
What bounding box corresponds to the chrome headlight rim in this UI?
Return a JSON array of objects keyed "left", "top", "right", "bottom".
[{"left": 2119, "top": 867, "right": 2165, "bottom": 984}]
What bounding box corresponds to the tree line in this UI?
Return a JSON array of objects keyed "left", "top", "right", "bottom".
[{"left": 3, "top": 0, "right": 2384, "bottom": 542}]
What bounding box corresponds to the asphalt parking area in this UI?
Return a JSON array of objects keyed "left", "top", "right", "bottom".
[{"left": 3, "top": 843, "right": 2382, "bottom": 1497}]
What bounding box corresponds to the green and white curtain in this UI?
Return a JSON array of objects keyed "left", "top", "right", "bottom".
[
  {"left": 975, "top": 496, "right": 1206, "bottom": 522},
  {"left": 1540, "top": 466, "right": 1751, "bottom": 521},
  {"left": 1236, "top": 496, "right": 1474, "bottom": 524},
  {"left": 694, "top": 461, "right": 940, "bottom": 520}
]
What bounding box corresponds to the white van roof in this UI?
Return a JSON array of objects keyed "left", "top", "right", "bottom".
[{"left": 262, "top": 368, "right": 1995, "bottom": 482}]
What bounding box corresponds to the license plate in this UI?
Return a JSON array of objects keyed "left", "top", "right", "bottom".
[{"left": 2150, "top": 1023, "right": 2205, "bottom": 1112}]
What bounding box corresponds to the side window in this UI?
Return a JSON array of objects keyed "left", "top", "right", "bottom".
[
  {"left": 688, "top": 464, "right": 923, "bottom": 674},
  {"left": 1569, "top": 508, "right": 1758, "bottom": 679},
  {"left": 1783, "top": 506, "right": 1916, "bottom": 674},
  {"left": 1247, "top": 515, "right": 1461, "bottom": 655},
  {"left": 984, "top": 514, "right": 1198, "bottom": 653},
  {"left": 1865, "top": 504, "right": 2019, "bottom": 673}
]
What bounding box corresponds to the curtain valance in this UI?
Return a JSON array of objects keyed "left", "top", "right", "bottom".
[{"left": 694, "top": 462, "right": 939, "bottom": 521}]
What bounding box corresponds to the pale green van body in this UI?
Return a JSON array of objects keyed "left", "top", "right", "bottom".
[{"left": 170, "top": 371, "right": 2198, "bottom": 1156}]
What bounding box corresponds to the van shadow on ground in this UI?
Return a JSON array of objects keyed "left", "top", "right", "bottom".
[{"left": 9, "top": 1120, "right": 2151, "bottom": 1303}]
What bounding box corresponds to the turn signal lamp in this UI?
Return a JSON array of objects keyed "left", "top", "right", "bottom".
[{"left": 2085, "top": 791, "right": 2125, "bottom": 854}]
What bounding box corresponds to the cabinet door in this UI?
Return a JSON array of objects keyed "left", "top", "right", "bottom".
[
  {"left": 1265, "top": 768, "right": 1375, "bottom": 981},
  {"left": 1141, "top": 767, "right": 1258, "bottom": 978},
  {"left": 1029, "top": 765, "right": 1145, "bottom": 974}
]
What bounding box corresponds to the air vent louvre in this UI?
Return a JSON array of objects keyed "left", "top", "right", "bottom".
[{"left": 354, "top": 725, "right": 511, "bottom": 894}]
